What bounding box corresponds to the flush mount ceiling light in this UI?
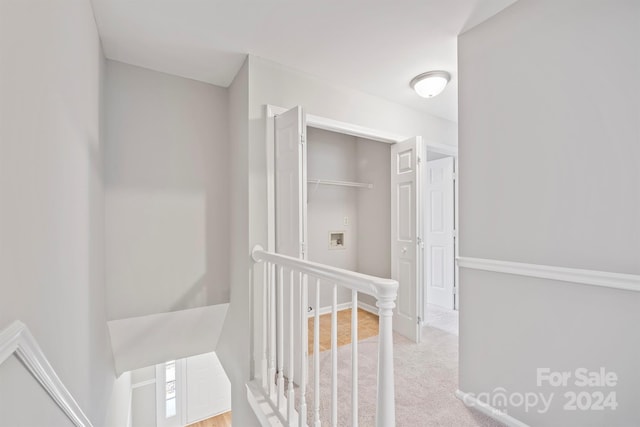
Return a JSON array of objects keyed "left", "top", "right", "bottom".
[{"left": 410, "top": 71, "right": 451, "bottom": 98}]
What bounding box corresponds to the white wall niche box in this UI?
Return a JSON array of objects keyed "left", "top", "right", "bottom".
[{"left": 329, "top": 231, "right": 346, "bottom": 249}]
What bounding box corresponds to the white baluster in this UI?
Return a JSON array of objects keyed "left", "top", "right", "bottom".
[
  {"left": 262, "top": 262, "right": 269, "bottom": 390},
  {"left": 299, "top": 273, "right": 308, "bottom": 427},
  {"left": 351, "top": 290, "right": 358, "bottom": 427},
  {"left": 278, "top": 266, "right": 285, "bottom": 413},
  {"left": 376, "top": 292, "right": 396, "bottom": 427},
  {"left": 288, "top": 269, "right": 295, "bottom": 423},
  {"left": 269, "top": 262, "right": 277, "bottom": 398},
  {"left": 331, "top": 283, "right": 338, "bottom": 427},
  {"left": 313, "top": 278, "right": 321, "bottom": 427}
]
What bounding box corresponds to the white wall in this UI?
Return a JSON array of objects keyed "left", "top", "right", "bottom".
[
  {"left": 0, "top": 355, "right": 75, "bottom": 427},
  {"left": 217, "top": 54, "right": 457, "bottom": 424},
  {"left": 128, "top": 353, "right": 231, "bottom": 427},
  {"left": 108, "top": 304, "right": 228, "bottom": 375},
  {"left": 129, "top": 365, "right": 156, "bottom": 427},
  {"left": 0, "top": 0, "right": 116, "bottom": 424},
  {"left": 307, "top": 128, "right": 358, "bottom": 308},
  {"left": 356, "top": 138, "right": 392, "bottom": 307},
  {"left": 307, "top": 130, "right": 392, "bottom": 311},
  {"left": 131, "top": 383, "right": 156, "bottom": 427},
  {"left": 458, "top": 0, "right": 640, "bottom": 425},
  {"left": 105, "top": 371, "right": 132, "bottom": 427},
  {"left": 215, "top": 59, "right": 257, "bottom": 426},
  {"left": 105, "top": 60, "right": 230, "bottom": 320}
]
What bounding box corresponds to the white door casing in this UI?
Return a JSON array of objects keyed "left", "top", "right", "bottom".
[
  {"left": 274, "top": 106, "right": 307, "bottom": 385},
  {"left": 425, "top": 157, "right": 455, "bottom": 310},
  {"left": 390, "top": 137, "right": 422, "bottom": 343}
]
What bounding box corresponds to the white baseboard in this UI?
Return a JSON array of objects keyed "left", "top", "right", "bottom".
[
  {"left": 246, "top": 381, "right": 286, "bottom": 427},
  {"left": 357, "top": 301, "right": 379, "bottom": 315},
  {"left": 307, "top": 301, "right": 352, "bottom": 317},
  {"left": 455, "top": 389, "right": 529, "bottom": 427}
]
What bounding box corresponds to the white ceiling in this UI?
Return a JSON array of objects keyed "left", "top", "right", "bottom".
[{"left": 91, "top": 0, "right": 518, "bottom": 122}]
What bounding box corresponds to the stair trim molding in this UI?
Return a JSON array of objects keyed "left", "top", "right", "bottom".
[
  {"left": 455, "top": 389, "right": 529, "bottom": 427},
  {"left": 457, "top": 257, "right": 640, "bottom": 292},
  {"left": 0, "top": 320, "right": 93, "bottom": 427}
]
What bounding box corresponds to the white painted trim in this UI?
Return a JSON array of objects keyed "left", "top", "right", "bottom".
[
  {"left": 131, "top": 379, "right": 156, "bottom": 389},
  {"left": 267, "top": 104, "right": 407, "bottom": 143},
  {"left": 246, "top": 381, "right": 286, "bottom": 427},
  {"left": 253, "top": 246, "right": 398, "bottom": 300},
  {"left": 265, "top": 105, "right": 277, "bottom": 253},
  {"left": 357, "top": 301, "right": 379, "bottom": 316},
  {"left": 308, "top": 301, "right": 353, "bottom": 317},
  {"left": 455, "top": 390, "right": 529, "bottom": 427},
  {"left": 0, "top": 321, "right": 93, "bottom": 427},
  {"left": 127, "top": 386, "right": 133, "bottom": 427},
  {"left": 457, "top": 257, "right": 640, "bottom": 292},
  {"left": 425, "top": 141, "right": 458, "bottom": 157}
]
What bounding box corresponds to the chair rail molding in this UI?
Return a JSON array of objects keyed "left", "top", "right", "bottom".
[
  {"left": 0, "top": 320, "right": 93, "bottom": 427},
  {"left": 457, "top": 257, "right": 640, "bottom": 292}
]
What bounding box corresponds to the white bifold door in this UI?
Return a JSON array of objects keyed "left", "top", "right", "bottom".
[
  {"left": 425, "top": 157, "right": 455, "bottom": 309},
  {"left": 390, "top": 137, "right": 422, "bottom": 343},
  {"left": 274, "top": 106, "right": 307, "bottom": 385}
]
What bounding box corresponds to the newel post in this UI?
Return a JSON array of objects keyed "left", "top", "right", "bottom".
[{"left": 375, "top": 283, "right": 397, "bottom": 427}]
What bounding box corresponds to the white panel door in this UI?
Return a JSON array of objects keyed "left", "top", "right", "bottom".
[
  {"left": 275, "top": 105, "right": 306, "bottom": 259},
  {"left": 185, "top": 352, "right": 230, "bottom": 424},
  {"left": 391, "top": 137, "right": 422, "bottom": 343},
  {"left": 274, "top": 106, "right": 307, "bottom": 385},
  {"left": 425, "top": 157, "right": 455, "bottom": 309}
]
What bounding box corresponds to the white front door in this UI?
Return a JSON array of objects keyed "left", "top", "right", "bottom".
[
  {"left": 185, "top": 352, "right": 231, "bottom": 424},
  {"left": 274, "top": 106, "right": 307, "bottom": 385},
  {"left": 390, "top": 137, "right": 422, "bottom": 343},
  {"left": 425, "top": 157, "right": 455, "bottom": 310}
]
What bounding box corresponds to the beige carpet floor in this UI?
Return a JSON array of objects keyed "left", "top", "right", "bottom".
[{"left": 305, "top": 326, "right": 503, "bottom": 426}]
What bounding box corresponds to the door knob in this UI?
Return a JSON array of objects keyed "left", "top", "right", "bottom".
[{"left": 401, "top": 247, "right": 407, "bottom": 254}]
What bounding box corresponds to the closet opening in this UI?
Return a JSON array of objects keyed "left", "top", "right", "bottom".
[{"left": 305, "top": 127, "right": 391, "bottom": 349}]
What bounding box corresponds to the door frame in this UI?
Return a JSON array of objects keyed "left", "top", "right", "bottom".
[
  {"left": 422, "top": 145, "right": 459, "bottom": 315},
  {"left": 156, "top": 359, "right": 187, "bottom": 427},
  {"left": 266, "top": 104, "right": 408, "bottom": 252},
  {"left": 266, "top": 104, "right": 458, "bottom": 331}
]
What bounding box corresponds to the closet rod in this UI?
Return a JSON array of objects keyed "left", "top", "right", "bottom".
[{"left": 307, "top": 179, "right": 373, "bottom": 189}]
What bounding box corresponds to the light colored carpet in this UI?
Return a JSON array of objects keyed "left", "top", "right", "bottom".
[
  {"left": 305, "top": 326, "right": 503, "bottom": 426},
  {"left": 425, "top": 304, "right": 459, "bottom": 336}
]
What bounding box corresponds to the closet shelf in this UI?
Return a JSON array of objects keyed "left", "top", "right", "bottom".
[{"left": 307, "top": 178, "right": 373, "bottom": 189}]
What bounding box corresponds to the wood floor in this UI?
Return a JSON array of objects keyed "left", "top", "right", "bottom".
[
  {"left": 186, "top": 308, "right": 377, "bottom": 427},
  {"left": 186, "top": 411, "right": 232, "bottom": 427},
  {"left": 308, "top": 307, "right": 379, "bottom": 354}
]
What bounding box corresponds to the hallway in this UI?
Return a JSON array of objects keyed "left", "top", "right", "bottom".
[{"left": 306, "top": 307, "right": 500, "bottom": 426}]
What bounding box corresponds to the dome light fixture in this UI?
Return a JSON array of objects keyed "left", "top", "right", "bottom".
[{"left": 410, "top": 71, "right": 451, "bottom": 98}]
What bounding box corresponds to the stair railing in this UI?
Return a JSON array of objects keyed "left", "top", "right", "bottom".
[{"left": 251, "top": 245, "right": 398, "bottom": 427}]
